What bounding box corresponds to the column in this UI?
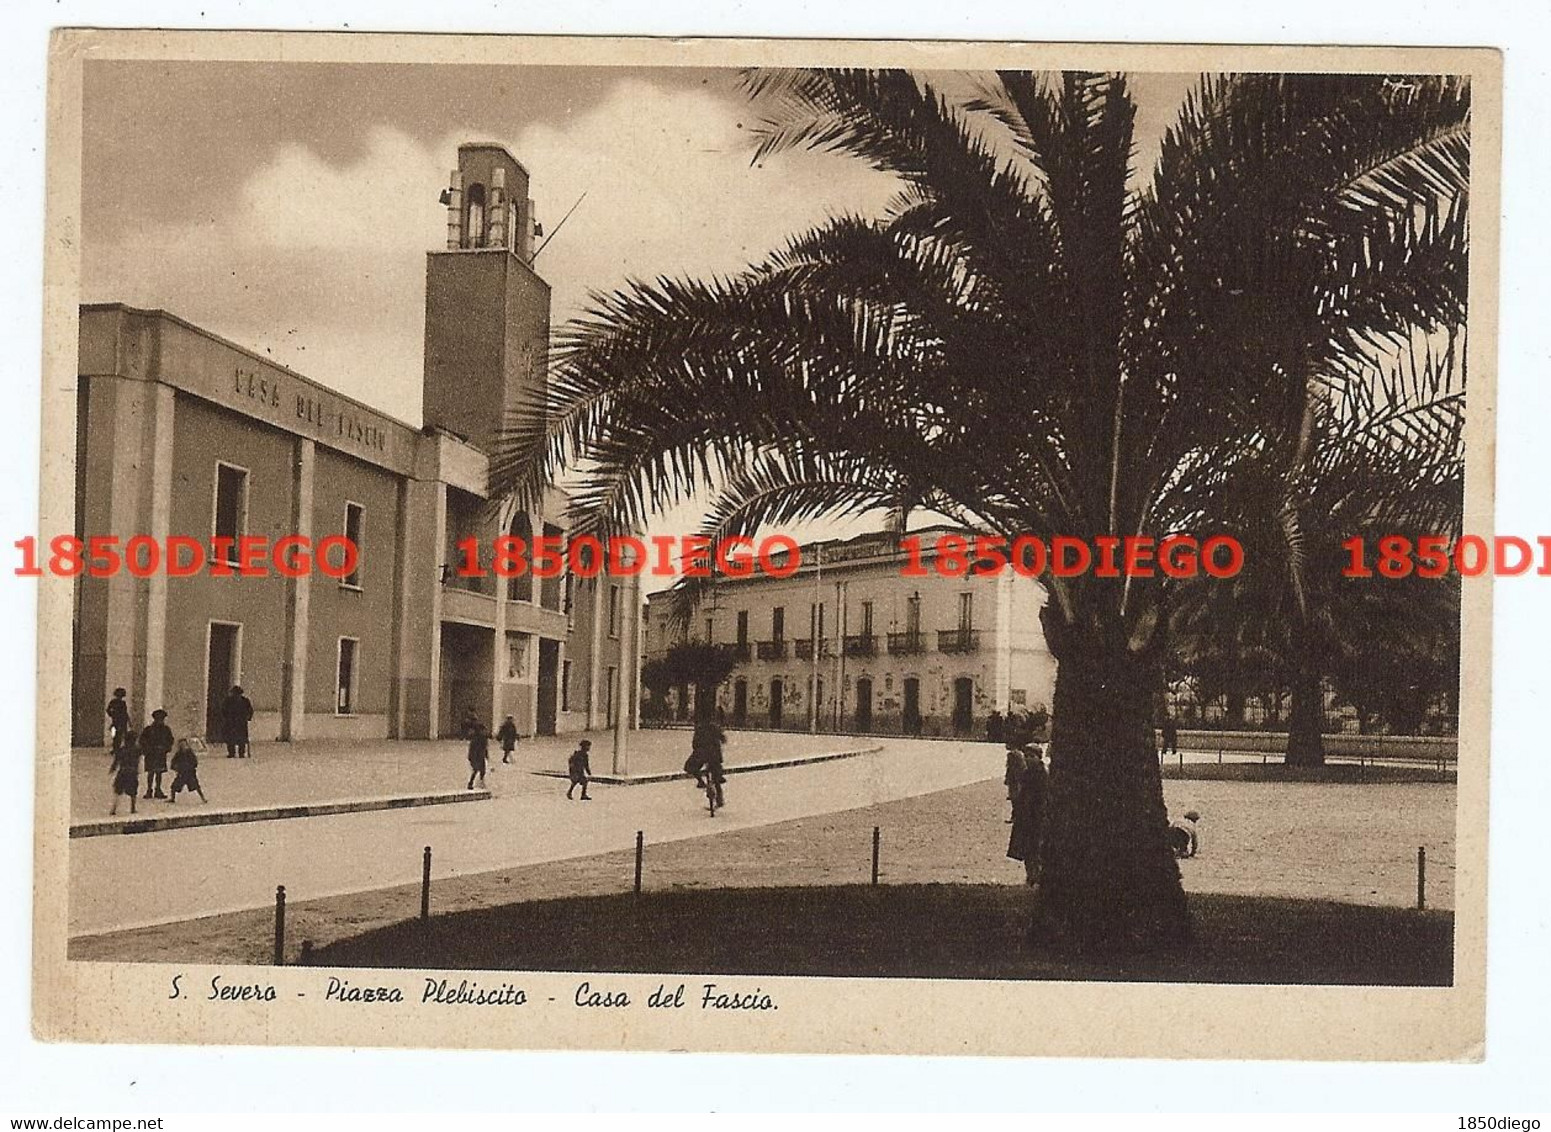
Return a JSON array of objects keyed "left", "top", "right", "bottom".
[
  {"left": 394, "top": 478, "right": 445, "bottom": 738},
  {"left": 139, "top": 381, "right": 176, "bottom": 715},
  {"left": 280, "top": 436, "right": 315, "bottom": 740},
  {"left": 490, "top": 500, "right": 510, "bottom": 725},
  {"left": 586, "top": 575, "right": 605, "bottom": 729},
  {"left": 994, "top": 571, "right": 1013, "bottom": 711}
]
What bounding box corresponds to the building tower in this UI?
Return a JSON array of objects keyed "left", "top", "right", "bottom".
[{"left": 422, "top": 143, "right": 549, "bottom": 454}]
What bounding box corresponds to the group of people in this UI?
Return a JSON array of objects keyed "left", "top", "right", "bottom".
[
  {"left": 104, "top": 688, "right": 207, "bottom": 815},
  {"left": 1003, "top": 729, "right": 1049, "bottom": 886},
  {"left": 1000, "top": 721, "right": 1201, "bottom": 880},
  {"left": 461, "top": 713, "right": 524, "bottom": 790}
]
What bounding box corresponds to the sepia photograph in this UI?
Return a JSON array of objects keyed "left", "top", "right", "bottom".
[{"left": 28, "top": 30, "right": 1500, "bottom": 1062}]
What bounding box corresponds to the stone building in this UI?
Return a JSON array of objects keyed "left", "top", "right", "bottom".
[
  {"left": 643, "top": 527, "right": 1056, "bottom": 735},
  {"left": 72, "top": 142, "right": 638, "bottom": 746}
]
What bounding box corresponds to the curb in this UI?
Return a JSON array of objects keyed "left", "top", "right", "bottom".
[
  {"left": 532, "top": 743, "right": 884, "bottom": 785},
  {"left": 69, "top": 789, "right": 492, "bottom": 838}
]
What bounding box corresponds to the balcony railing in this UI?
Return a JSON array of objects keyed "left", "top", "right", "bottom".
[
  {"left": 844, "top": 634, "right": 878, "bottom": 657},
  {"left": 938, "top": 628, "right": 981, "bottom": 654},
  {"left": 794, "top": 638, "right": 833, "bottom": 660},
  {"left": 887, "top": 631, "right": 925, "bottom": 655},
  {"left": 730, "top": 641, "right": 752, "bottom": 662},
  {"left": 756, "top": 640, "right": 788, "bottom": 661}
]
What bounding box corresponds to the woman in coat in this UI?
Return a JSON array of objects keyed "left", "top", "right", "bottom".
[{"left": 1006, "top": 744, "right": 1048, "bottom": 886}]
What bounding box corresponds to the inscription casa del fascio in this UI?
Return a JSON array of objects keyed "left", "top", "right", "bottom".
[{"left": 233, "top": 365, "right": 389, "bottom": 454}]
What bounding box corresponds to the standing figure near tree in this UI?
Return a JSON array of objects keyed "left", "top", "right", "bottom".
[{"left": 1006, "top": 744, "right": 1048, "bottom": 886}]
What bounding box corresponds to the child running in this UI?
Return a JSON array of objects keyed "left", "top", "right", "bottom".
[
  {"left": 566, "top": 739, "right": 592, "bottom": 801},
  {"left": 108, "top": 729, "right": 140, "bottom": 816}
]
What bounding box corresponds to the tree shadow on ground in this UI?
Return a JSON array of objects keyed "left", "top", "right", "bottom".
[{"left": 307, "top": 885, "right": 1451, "bottom": 986}]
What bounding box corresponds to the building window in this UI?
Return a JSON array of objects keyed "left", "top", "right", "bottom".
[
  {"left": 561, "top": 659, "right": 572, "bottom": 712},
  {"left": 906, "top": 593, "right": 921, "bottom": 636},
  {"left": 705, "top": 617, "right": 714, "bottom": 645},
  {"left": 336, "top": 638, "right": 358, "bottom": 715},
  {"left": 342, "top": 502, "right": 364, "bottom": 588},
  {"left": 772, "top": 606, "right": 785, "bottom": 642},
  {"left": 465, "top": 183, "right": 486, "bottom": 248},
  {"left": 213, "top": 461, "right": 248, "bottom": 560},
  {"left": 609, "top": 585, "right": 621, "bottom": 638},
  {"left": 508, "top": 636, "right": 525, "bottom": 680},
  {"left": 736, "top": 611, "right": 749, "bottom": 645},
  {"left": 861, "top": 600, "right": 874, "bottom": 637},
  {"left": 959, "top": 591, "right": 974, "bottom": 630}
]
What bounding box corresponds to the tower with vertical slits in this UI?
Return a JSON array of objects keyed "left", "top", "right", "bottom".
[{"left": 421, "top": 142, "right": 548, "bottom": 454}]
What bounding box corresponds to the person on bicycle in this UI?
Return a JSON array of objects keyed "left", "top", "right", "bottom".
[{"left": 690, "top": 718, "right": 726, "bottom": 810}]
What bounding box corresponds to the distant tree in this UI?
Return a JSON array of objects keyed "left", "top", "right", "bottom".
[
  {"left": 640, "top": 656, "right": 676, "bottom": 721},
  {"left": 663, "top": 642, "right": 738, "bottom": 722}
]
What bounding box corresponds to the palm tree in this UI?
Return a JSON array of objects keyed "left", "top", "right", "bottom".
[
  {"left": 490, "top": 70, "right": 1470, "bottom": 951},
  {"left": 1171, "top": 327, "right": 1466, "bottom": 763}
]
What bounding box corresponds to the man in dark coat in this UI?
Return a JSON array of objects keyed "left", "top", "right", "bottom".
[
  {"left": 140, "top": 708, "right": 174, "bottom": 799},
  {"left": 1160, "top": 718, "right": 1180, "bottom": 758},
  {"left": 222, "top": 685, "right": 253, "bottom": 758},
  {"left": 1006, "top": 743, "right": 1048, "bottom": 886}
]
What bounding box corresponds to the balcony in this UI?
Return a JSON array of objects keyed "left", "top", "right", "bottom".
[
  {"left": 730, "top": 641, "right": 752, "bottom": 662},
  {"left": 756, "top": 640, "right": 788, "bottom": 661},
  {"left": 794, "top": 638, "right": 833, "bottom": 661},
  {"left": 938, "top": 628, "right": 981, "bottom": 654},
  {"left": 887, "top": 631, "right": 925, "bottom": 655},
  {"left": 844, "top": 634, "right": 878, "bottom": 657}
]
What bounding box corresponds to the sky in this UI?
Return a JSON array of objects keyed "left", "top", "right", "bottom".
[{"left": 80, "top": 63, "right": 1197, "bottom": 585}]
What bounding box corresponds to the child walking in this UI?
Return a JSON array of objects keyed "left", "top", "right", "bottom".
[
  {"left": 108, "top": 729, "right": 140, "bottom": 816},
  {"left": 466, "top": 720, "right": 490, "bottom": 790},
  {"left": 169, "top": 738, "right": 207, "bottom": 804},
  {"left": 566, "top": 739, "right": 592, "bottom": 800},
  {"left": 497, "top": 715, "right": 519, "bottom": 764}
]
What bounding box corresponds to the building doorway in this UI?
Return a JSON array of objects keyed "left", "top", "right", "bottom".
[
  {"left": 855, "top": 677, "right": 873, "bottom": 731},
  {"left": 769, "top": 678, "right": 784, "bottom": 729},
  {"left": 902, "top": 677, "right": 921, "bottom": 735},
  {"left": 952, "top": 677, "right": 974, "bottom": 733},
  {"left": 204, "top": 621, "right": 241, "bottom": 741},
  {"left": 733, "top": 678, "right": 747, "bottom": 725},
  {"left": 438, "top": 622, "right": 493, "bottom": 737},
  {"left": 536, "top": 639, "right": 560, "bottom": 736}
]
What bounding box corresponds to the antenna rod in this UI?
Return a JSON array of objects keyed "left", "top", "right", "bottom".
[{"left": 533, "top": 189, "right": 589, "bottom": 259}]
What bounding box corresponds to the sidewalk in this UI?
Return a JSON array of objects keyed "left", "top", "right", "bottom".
[{"left": 69, "top": 727, "right": 875, "bottom": 825}]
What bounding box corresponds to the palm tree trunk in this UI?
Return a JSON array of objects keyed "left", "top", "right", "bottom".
[
  {"left": 1034, "top": 633, "right": 1191, "bottom": 952},
  {"left": 1285, "top": 656, "right": 1326, "bottom": 766}
]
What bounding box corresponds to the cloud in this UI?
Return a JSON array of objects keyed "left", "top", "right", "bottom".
[{"left": 83, "top": 79, "right": 900, "bottom": 427}]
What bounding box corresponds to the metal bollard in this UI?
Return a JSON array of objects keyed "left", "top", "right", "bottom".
[
  {"left": 273, "top": 885, "right": 286, "bottom": 966},
  {"left": 1417, "top": 846, "right": 1427, "bottom": 910},
  {"left": 634, "top": 830, "right": 644, "bottom": 894},
  {"left": 871, "top": 826, "right": 881, "bottom": 886},
  {"left": 421, "top": 846, "right": 432, "bottom": 921}
]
